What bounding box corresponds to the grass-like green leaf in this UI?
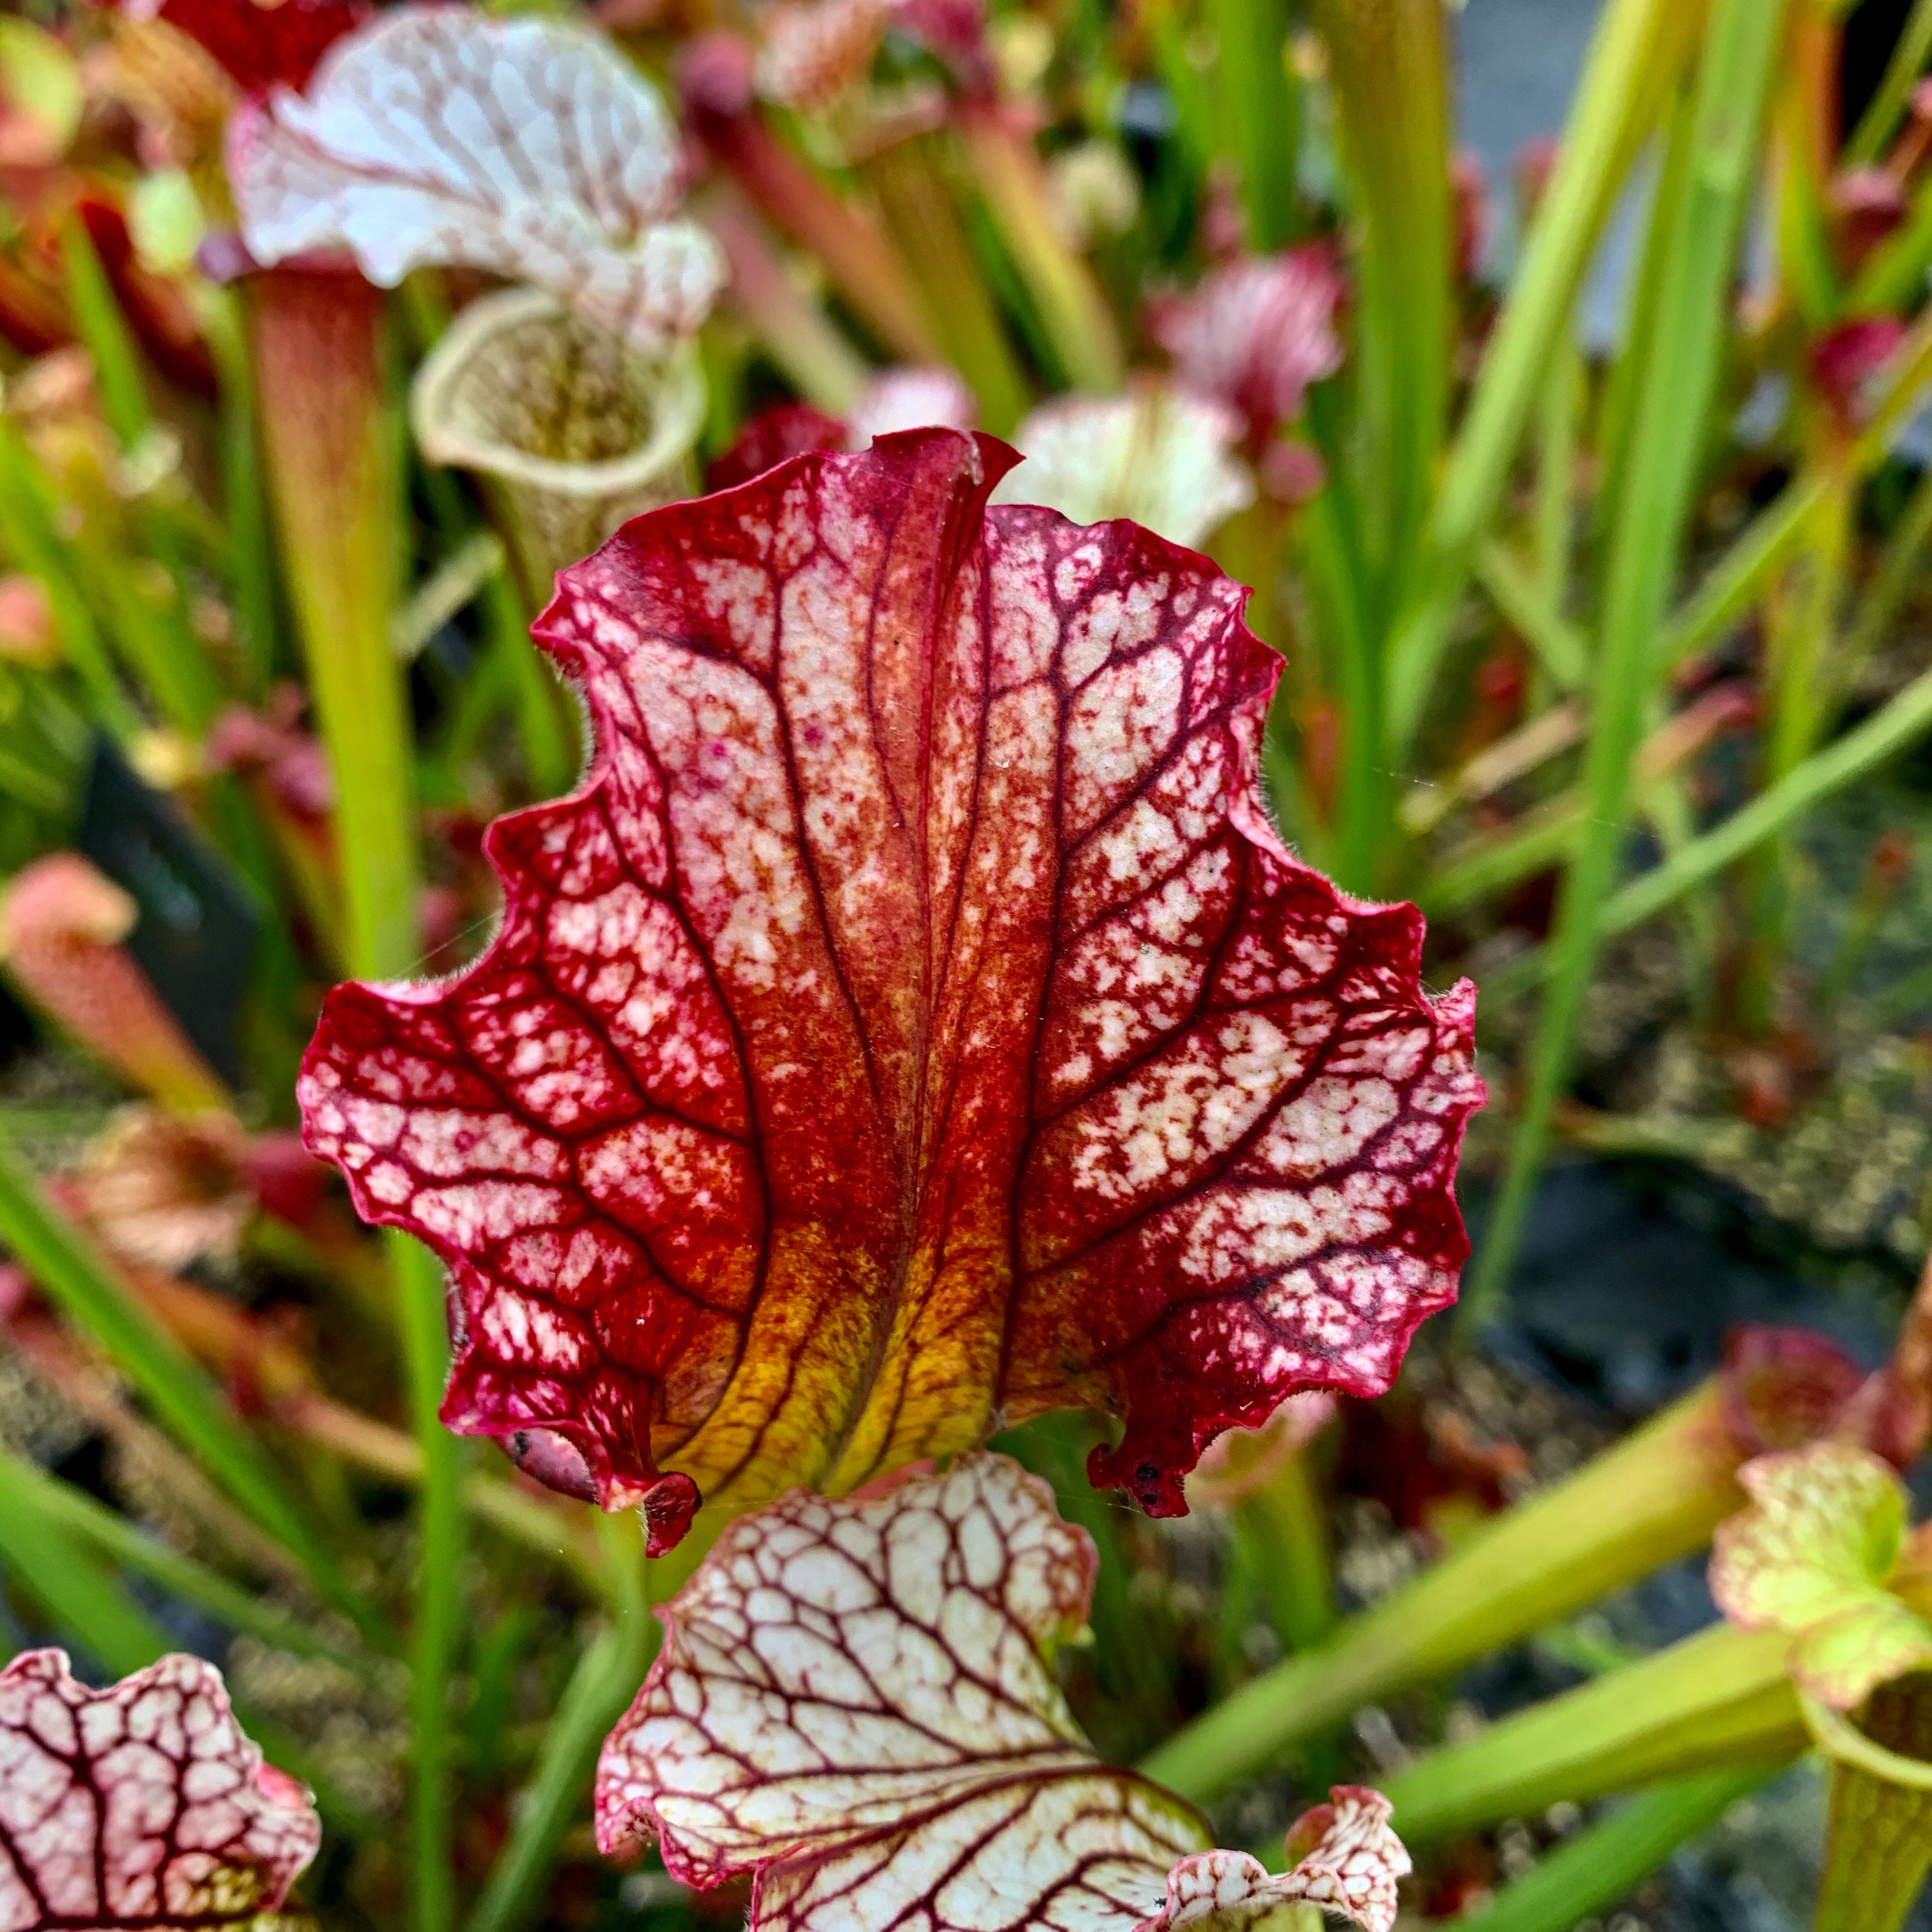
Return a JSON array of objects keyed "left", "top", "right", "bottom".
[
  {"left": 0, "top": 1446, "right": 173, "bottom": 1675},
  {"left": 0, "top": 1125, "right": 385, "bottom": 1648},
  {"left": 1386, "top": 0, "right": 1700, "bottom": 752},
  {"left": 1452, "top": 1768, "right": 1775, "bottom": 1932},
  {"left": 254, "top": 269, "right": 466, "bottom": 1929},
  {"left": 0, "top": 423, "right": 137, "bottom": 735},
  {"left": 0, "top": 1445, "right": 365, "bottom": 1671},
  {"left": 464, "top": 1517, "right": 668, "bottom": 1932},
  {"left": 1487, "top": 654, "right": 1932, "bottom": 1004},
  {"left": 1462, "top": 0, "right": 1790, "bottom": 1330},
  {"left": 1140, "top": 1380, "right": 1751, "bottom": 1805}
]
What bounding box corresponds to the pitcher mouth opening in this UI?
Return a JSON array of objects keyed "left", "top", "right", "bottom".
[{"left": 410, "top": 285, "right": 706, "bottom": 502}]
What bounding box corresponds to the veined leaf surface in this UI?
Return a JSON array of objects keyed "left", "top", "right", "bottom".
[
  {"left": 298, "top": 430, "right": 1482, "bottom": 1543},
  {"left": 0, "top": 1650, "right": 319, "bottom": 1931},
  {"left": 596, "top": 1454, "right": 1408, "bottom": 1932}
]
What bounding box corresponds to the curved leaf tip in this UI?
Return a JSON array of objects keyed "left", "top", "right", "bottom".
[
  {"left": 1150, "top": 1790, "right": 1409, "bottom": 1932},
  {"left": 298, "top": 427, "right": 1483, "bottom": 1541},
  {"left": 1718, "top": 1324, "right": 1868, "bottom": 1457},
  {"left": 226, "top": 4, "right": 724, "bottom": 351},
  {"left": 0, "top": 1649, "right": 319, "bottom": 1930}
]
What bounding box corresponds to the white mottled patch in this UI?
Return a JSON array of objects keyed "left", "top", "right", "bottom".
[
  {"left": 593, "top": 1455, "right": 1408, "bottom": 1932},
  {"left": 1062, "top": 646, "right": 1184, "bottom": 837},
  {"left": 413, "top": 1180, "right": 569, "bottom": 1246},
  {"left": 479, "top": 1284, "right": 594, "bottom": 1372},
  {"left": 1064, "top": 1013, "right": 1294, "bottom": 1204},
  {"left": 691, "top": 556, "right": 778, "bottom": 671},
  {"left": 1253, "top": 1076, "right": 1400, "bottom": 1180},
  {"left": 399, "top": 1108, "right": 566, "bottom": 1183}
]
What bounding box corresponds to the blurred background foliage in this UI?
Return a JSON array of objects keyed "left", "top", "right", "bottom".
[{"left": 3, "top": 0, "right": 1932, "bottom": 1926}]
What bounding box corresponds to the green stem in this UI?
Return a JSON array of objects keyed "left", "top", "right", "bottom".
[
  {"left": 1595, "top": 655, "right": 1932, "bottom": 942},
  {"left": 1740, "top": 470, "right": 1849, "bottom": 1030},
  {"left": 465, "top": 1512, "right": 717, "bottom": 1932},
  {"left": 1476, "top": 538, "right": 1588, "bottom": 691},
  {"left": 959, "top": 105, "right": 1124, "bottom": 394},
  {"left": 1380, "top": 1622, "right": 1802, "bottom": 1844},
  {"left": 1451, "top": 1767, "right": 1774, "bottom": 1932},
  {"left": 57, "top": 215, "right": 221, "bottom": 732},
  {"left": 1531, "top": 332, "right": 1582, "bottom": 618},
  {"left": 410, "top": 422, "right": 577, "bottom": 804},
  {"left": 464, "top": 1621, "right": 647, "bottom": 1932},
  {"left": 1641, "top": 742, "right": 1719, "bottom": 1017},
  {"left": 0, "top": 1125, "right": 378, "bottom": 1643},
  {"left": 395, "top": 1234, "right": 463, "bottom": 1932},
  {"left": 1234, "top": 1453, "right": 1333, "bottom": 1657},
  {"left": 1001, "top": 1414, "right": 1181, "bottom": 1755},
  {"left": 1656, "top": 470, "right": 1820, "bottom": 675},
  {"left": 1445, "top": 0, "right": 1690, "bottom": 560},
  {"left": 864, "top": 135, "right": 1030, "bottom": 435},
  {"left": 440, "top": 617, "right": 516, "bottom": 768},
  {"left": 57, "top": 215, "right": 150, "bottom": 452},
  {"left": 1774, "top": 17, "right": 1843, "bottom": 332},
  {"left": 1306, "top": 0, "right": 1445, "bottom": 880},
  {"left": 1846, "top": 0, "right": 1932, "bottom": 164},
  {"left": 0, "top": 742, "right": 68, "bottom": 815},
  {"left": 1140, "top": 1379, "right": 1749, "bottom": 1805},
  {"left": 1841, "top": 461, "right": 1932, "bottom": 677},
  {"left": 485, "top": 565, "right": 578, "bottom": 801},
  {"left": 252, "top": 271, "right": 418, "bottom": 977},
  {"left": 1424, "top": 792, "right": 1593, "bottom": 916},
  {"left": 391, "top": 531, "right": 507, "bottom": 666},
  {"left": 1210, "top": 498, "right": 1291, "bottom": 649},
  {"left": 1425, "top": 680, "right": 1738, "bottom": 916},
  {"left": 202, "top": 288, "right": 280, "bottom": 697},
  {"left": 1594, "top": 80, "right": 1699, "bottom": 555},
  {"left": 1485, "top": 649, "right": 1932, "bottom": 1008},
  {"left": 1461, "top": 0, "right": 1787, "bottom": 1334},
  {"left": 1656, "top": 303, "right": 1932, "bottom": 675},
  {"left": 1313, "top": 0, "right": 1450, "bottom": 610},
  {"left": 1767, "top": 476, "right": 1850, "bottom": 785},
  {"left": 1211, "top": 0, "right": 1300, "bottom": 250},
  {"left": 1300, "top": 461, "right": 1381, "bottom": 890},
  {"left": 0, "top": 422, "right": 135, "bottom": 734},
  {"left": 77, "top": 520, "right": 223, "bottom": 733},
  {"left": 1145, "top": 0, "right": 1218, "bottom": 178},
  {"left": 251, "top": 265, "right": 462, "bottom": 1932}
]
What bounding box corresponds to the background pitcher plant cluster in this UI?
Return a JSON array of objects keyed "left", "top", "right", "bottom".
[{"left": 1, "top": 1, "right": 1932, "bottom": 1930}]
